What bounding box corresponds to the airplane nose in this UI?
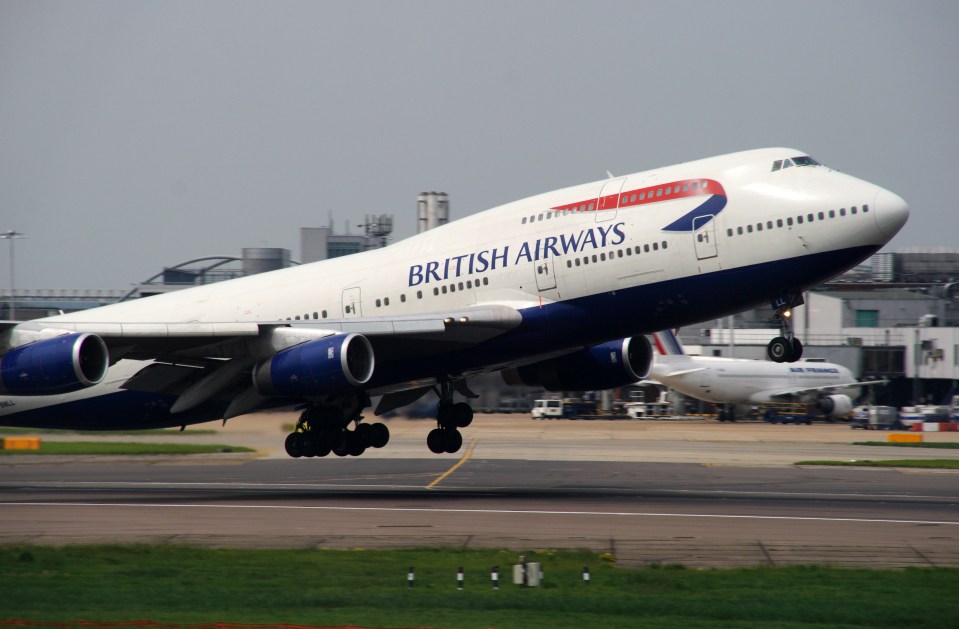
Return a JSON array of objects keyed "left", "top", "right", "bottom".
[{"left": 873, "top": 188, "right": 909, "bottom": 239}]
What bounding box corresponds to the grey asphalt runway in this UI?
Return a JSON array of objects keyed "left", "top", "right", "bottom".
[{"left": 2, "top": 415, "right": 958, "bottom": 568}]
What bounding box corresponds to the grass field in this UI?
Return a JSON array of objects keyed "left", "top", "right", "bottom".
[
  {"left": 797, "top": 458, "right": 959, "bottom": 469},
  {"left": 1, "top": 546, "right": 957, "bottom": 628},
  {"left": 855, "top": 441, "right": 959, "bottom": 449},
  {"left": 0, "top": 442, "right": 254, "bottom": 456}
]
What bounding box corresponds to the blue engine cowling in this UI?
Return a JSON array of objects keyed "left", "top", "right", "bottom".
[
  {"left": 253, "top": 333, "right": 374, "bottom": 397},
  {"left": 0, "top": 333, "right": 110, "bottom": 395},
  {"left": 502, "top": 336, "right": 653, "bottom": 391}
]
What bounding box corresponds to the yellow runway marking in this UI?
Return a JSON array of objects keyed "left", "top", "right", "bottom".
[{"left": 427, "top": 439, "right": 477, "bottom": 489}]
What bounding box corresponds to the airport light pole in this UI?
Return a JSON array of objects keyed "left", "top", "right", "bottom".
[{"left": 0, "top": 230, "right": 26, "bottom": 320}]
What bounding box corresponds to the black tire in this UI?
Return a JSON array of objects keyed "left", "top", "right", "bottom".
[
  {"left": 332, "top": 431, "right": 350, "bottom": 457},
  {"left": 369, "top": 422, "right": 390, "bottom": 448},
  {"left": 427, "top": 428, "right": 446, "bottom": 454},
  {"left": 300, "top": 434, "right": 317, "bottom": 458},
  {"left": 789, "top": 337, "right": 803, "bottom": 362},
  {"left": 444, "top": 429, "right": 463, "bottom": 453},
  {"left": 355, "top": 422, "right": 374, "bottom": 447},
  {"left": 346, "top": 431, "right": 366, "bottom": 457},
  {"left": 437, "top": 403, "right": 455, "bottom": 429},
  {"left": 314, "top": 432, "right": 333, "bottom": 457},
  {"left": 453, "top": 402, "right": 474, "bottom": 428},
  {"left": 767, "top": 336, "right": 791, "bottom": 363},
  {"left": 285, "top": 433, "right": 304, "bottom": 458}
]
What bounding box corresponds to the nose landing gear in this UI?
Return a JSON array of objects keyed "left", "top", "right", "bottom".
[{"left": 767, "top": 294, "right": 804, "bottom": 363}]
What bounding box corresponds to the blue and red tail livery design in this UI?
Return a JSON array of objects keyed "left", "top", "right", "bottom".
[{"left": 652, "top": 329, "right": 685, "bottom": 356}]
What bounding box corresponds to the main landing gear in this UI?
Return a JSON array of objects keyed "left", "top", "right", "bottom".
[
  {"left": 767, "top": 294, "right": 804, "bottom": 363},
  {"left": 285, "top": 397, "right": 390, "bottom": 458},
  {"left": 426, "top": 380, "right": 474, "bottom": 454}
]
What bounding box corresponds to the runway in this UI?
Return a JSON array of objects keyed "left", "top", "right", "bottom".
[{"left": 3, "top": 444, "right": 959, "bottom": 567}]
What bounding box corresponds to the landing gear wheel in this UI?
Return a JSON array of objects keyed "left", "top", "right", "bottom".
[
  {"left": 300, "top": 433, "right": 318, "bottom": 458},
  {"left": 346, "top": 431, "right": 366, "bottom": 457},
  {"left": 355, "top": 422, "right": 374, "bottom": 447},
  {"left": 369, "top": 422, "right": 390, "bottom": 448},
  {"left": 285, "top": 432, "right": 304, "bottom": 458},
  {"left": 444, "top": 428, "right": 463, "bottom": 453},
  {"left": 453, "top": 402, "right": 473, "bottom": 428},
  {"left": 789, "top": 337, "right": 803, "bottom": 361},
  {"left": 427, "top": 428, "right": 447, "bottom": 454},
  {"left": 767, "top": 336, "right": 792, "bottom": 363}
]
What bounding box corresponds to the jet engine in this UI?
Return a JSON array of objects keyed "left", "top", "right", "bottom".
[
  {"left": 253, "top": 333, "right": 374, "bottom": 397},
  {"left": 817, "top": 394, "right": 854, "bottom": 418},
  {"left": 502, "top": 336, "right": 652, "bottom": 391},
  {"left": 0, "top": 332, "right": 109, "bottom": 395}
]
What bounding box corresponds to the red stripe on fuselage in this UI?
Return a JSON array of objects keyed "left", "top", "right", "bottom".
[{"left": 550, "top": 178, "right": 725, "bottom": 213}]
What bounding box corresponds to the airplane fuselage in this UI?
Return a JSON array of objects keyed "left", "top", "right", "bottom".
[{"left": 0, "top": 148, "right": 909, "bottom": 431}]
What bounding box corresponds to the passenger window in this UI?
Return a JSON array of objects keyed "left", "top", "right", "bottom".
[
  {"left": 777, "top": 219, "right": 783, "bottom": 227},
  {"left": 828, "top": 210, "right": 835, "bottom": 218},
  {"left": 522, "top": 217, "right": 527, "bottom": 224},
  {"left": 639, "top": 192, "right": 645, "bottom": 200},
  {"left": 483, "top": 277, "right": 489, "bottom": 285},
  {"left": 450, "top": 284, "right": 456, "bottom": 293},
  {"left": 662, "top": 241, "right": 668, "bottom": 249},
  {"left": 375, "top": 300, "right": 380, "bottom": 308},
  {"left": 797, "top": 216, "right": 803, "bottom": 224},
  {"left": 682, "top": 184, "right": 689, "bottom": 192},
  {"left": 600, "top": 253, "right": 606, "bottom": 261},
  {"left": 583, "top": 257, "right": 589, "bottom": 265},
  {"left": 634, "top": 246, "right": 641, "bottom": 254},
  {"left": 575, "top": 258, "right": 581, "bottom": 266},
  {"left": 644, "top": 244, "right": 650, "bottom": 253},
  {"left": 433, "top": 287, "right": 439, "bottom": 296},
  {"left": 322, "top": 310, "right": 328, "bottom": 318},
  {"left": 840, "top": 208, "right": 846, "bottom": 216},
  {"left": 626, "top": 248, "right": 632, "bottom": 256},
  {"left": 737, "top": 226, "right": 743, "bottom": 235},
  {"left": 727, "top": 228, "right": 733, "bottom": 236},
  {"left": 863, "top": 204, "right": 869, "bottom": 213},
  {"left": 747, "top": 225, "right": 753, "bottom": 233},
  {"left": 807, "top": 213, "right": 814, "bottom": 222},
  {"left": 401, "top": 294, "right": 406, "bottom": 302},
  {"left": 592, "top": 254, "right": 598, "bottom": 263},
  {"left": 417, "top": 291, "right": 423, "bottom": 299},
  {"left": 588, "top": 202, "right": 595, "bottom": 210},
  {"left": 787, "top": 217, "right": 793, "bottom": 226},
  {"left": 385, "top": 297, "right": 390, "bottom": 306},
  {"left": 757, "top": 223, "right": 763, "bottom": 231},
  {"left": 818, "top": 212, "right": 824, "bottom": 220},
  {"left": 653, "top": 242, "right": 659, "bottom": 251},
  {"left": 567, "top": 261, "right": 572, "bottom": 268},
  {"left": 458, "top": 282, "right": 463, "bottom": 290},
  {"left": 851, "top": 206, "right": 857, "bottom": 214}
]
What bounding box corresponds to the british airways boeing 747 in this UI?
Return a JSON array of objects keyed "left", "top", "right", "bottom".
[{"left": 0, "top": 148, "right": 908, "bottom": 457}]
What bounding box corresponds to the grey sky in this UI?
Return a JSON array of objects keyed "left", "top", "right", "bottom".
[{"left": 1, "top": 1, "right": 956, "bottom": 290}]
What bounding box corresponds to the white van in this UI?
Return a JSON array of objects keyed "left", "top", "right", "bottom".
[{"left": 531, "top": 399, "right": 563, "bottom": 419}]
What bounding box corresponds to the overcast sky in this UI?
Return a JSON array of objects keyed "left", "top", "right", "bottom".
[{"left": 1, "top": 0, "right": 956, "bottom": 290}]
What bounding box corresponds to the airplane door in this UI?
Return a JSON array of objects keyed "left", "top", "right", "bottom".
[
  {"left": 342, "top": 287, "right": 362, "bottom": 318},
  {"left": 534, "top": 257, "right": 557, "bottom": 291},
  {"left": 692, "top": 215, "right": 718, "bottom": 260},
  {"left": 595, "top": 178, "right": 626, "bottom": 223}
]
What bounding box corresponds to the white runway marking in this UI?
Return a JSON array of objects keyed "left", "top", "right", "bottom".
[{"left": 4, "top": 501, "right": 958, "bottom": 526}]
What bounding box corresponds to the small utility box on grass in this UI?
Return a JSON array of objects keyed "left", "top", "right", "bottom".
[{"left": 512, "top": 562, "right": 541, "bottom": 587}]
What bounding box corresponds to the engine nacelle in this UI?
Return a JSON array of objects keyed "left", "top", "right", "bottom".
[
  {"left": 253, "top": 333, "right": 374, "bottom": 397},
  {"left": 817, "top": 394, "right": 854, "bottom": 418},
  {"left": 502, "top": 336, "right": 652, "bottom": 392},
  {"left": 0, "top": 333, "right": 109, "bottom": 395}
]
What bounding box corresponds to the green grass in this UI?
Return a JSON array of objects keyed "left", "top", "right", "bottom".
[
  {"left": 854, "top": 441, "right": 959, "bottom": 449},
  {"left": 0, "top": 426, "right": 218, "bottom": 436},
  {"left": 0, "top": 546, "right": 956, "bottom": 628},
  {"left": 797, "top": 458, "right": 959, "bottom": 469},
  {"left": 0, "top": 442, "right": 254, "bottom": 456}
]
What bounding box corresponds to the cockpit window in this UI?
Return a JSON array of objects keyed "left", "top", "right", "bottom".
[{"left": 771, "top": 155, "right": 820, "bottom": 171}]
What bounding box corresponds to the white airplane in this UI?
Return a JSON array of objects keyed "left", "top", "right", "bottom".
[
  {"left": 648, "top": 329, "right": 886, "bottom": 420},
  {"left": 0, "top": 148, "right": 908, "bottom": 456}
]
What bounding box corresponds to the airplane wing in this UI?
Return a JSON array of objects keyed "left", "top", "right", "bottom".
[
  {"left": 6, "top": 303, "right": 523, "bottom": 418},
  {"left": 765, "top": 378, "right": 889, "bottom": 400}
]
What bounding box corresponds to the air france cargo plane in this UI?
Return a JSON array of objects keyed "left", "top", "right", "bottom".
[
  {"left": 0, "top": 148, "right": 908, "bottom": 457},
  {"left": 649, "top": 330, "right": 887, "bottom": 421}
]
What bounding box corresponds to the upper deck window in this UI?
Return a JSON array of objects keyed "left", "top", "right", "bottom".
[{"left": 771, "top": 155, "right": 820, "bottom": 172}]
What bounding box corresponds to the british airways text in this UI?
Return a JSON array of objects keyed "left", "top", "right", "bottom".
[{"left": 408, "top": 222, "right": 627, "bottom": 287}]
